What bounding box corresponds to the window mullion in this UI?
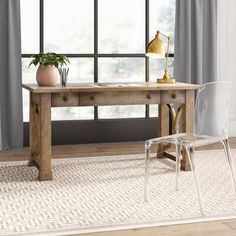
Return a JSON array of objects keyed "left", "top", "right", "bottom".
[
  {"left": 145, "top": 0, "right": 150, "bottom": 118},
  {"left": 39, "top": 0, "right": 44, "bottom": 53},
  {"left": 94, "top": 0, "right": 98, "bottom": 120}
]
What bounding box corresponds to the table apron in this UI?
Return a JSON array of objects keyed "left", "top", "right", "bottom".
[{"left": 30, "top": 90, "right": 187, "bottom": 107}]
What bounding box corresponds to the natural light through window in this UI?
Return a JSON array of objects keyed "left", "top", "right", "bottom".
[{"left": 21, "top": 0, "right": 175, "bottom": 121}]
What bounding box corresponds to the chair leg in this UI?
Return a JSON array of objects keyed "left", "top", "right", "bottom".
[
  {"left": 186, "top": 147, "right": 205, "bottom": 216},
  {"left": 175, "top": 143, "right": 181, "bottom": 191},
  {"left": 144, "top": 141, "right": 151, "bottom": 202},
  {"left": 222, "top": 139, "right": 236, "bottom": 193}
]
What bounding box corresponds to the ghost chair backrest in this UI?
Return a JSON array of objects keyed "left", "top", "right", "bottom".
[{"left": 194, "top": 81, "right": 231, "bottom": 137}]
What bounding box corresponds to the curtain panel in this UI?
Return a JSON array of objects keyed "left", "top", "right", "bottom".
[
  {"left": 0, "top": 0, "right": 23, "bottom": 149},
  {"left": 174, "top": 0, "right": 217, "bottom": 84}
]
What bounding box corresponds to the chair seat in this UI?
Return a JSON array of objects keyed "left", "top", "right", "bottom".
[
  {"left": 147, "top": 133, "right": 226, "bottom": 148},
  {"left": 147, "top": 133, "right": 185, "bottom": 145},
  {"left": 177, "top": 134, "right": 225, "bottom": 148}
]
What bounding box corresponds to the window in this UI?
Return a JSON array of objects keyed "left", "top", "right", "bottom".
[{"left": 21, "top": 0, "right": 175, "bottom": 121}]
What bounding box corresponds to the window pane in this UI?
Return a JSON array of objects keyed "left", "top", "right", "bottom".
[
  {"left": 98, "top": 105, "right": 145, "bottom": 119},
  {"left": 44, "top": 0, "right": 94, "bottom": 53},
  {"left": 52, "top": 107, "right": 94, "bottom": 120},
  {"left": 20, "top": 0, "right": 39, "bottom": 53},
  {"left": 98, "top": 0, "right": 145, "bottom": 53},
  {"left": 22, "top": 58, "right": 38, "bottom": 84},
  {"left": 149, "top": 0, "right": 176, "bottom": 53},
  {"left": 67, "top": 58, "right": 94, "bottom": 83},
  {"left": 149, "top": 57, "right": 174, "bottom": 82},
  {"left": 22, "top": 58, "right": 37, "bottom": 121},
  {"left": 149, "top": 105, "right": 159, "bottom": 117},
  {"left": 98, "top": 58, "right": 145, "bottom": 83}
]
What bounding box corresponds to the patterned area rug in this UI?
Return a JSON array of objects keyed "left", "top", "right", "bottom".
[{"left": 1, "top": 150, "right": 236, "bottom": 235}]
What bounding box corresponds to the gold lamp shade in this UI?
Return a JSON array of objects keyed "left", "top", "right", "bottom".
[
  {"left": 146, "top": 30, "right": 175, "bottom": 83},
  {"left": 146, "top": 32, "right": 165, "bottom": 58}
]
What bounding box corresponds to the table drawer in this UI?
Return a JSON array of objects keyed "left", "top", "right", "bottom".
[
  {"left": 51, "top": 92, "right": 79, "bottom": 107},
  {"left": 161, "top": 90, "right": 185, "bottom": 104},
  {"left": 79, "top": 91, "right": 161, "bottom": 106}
]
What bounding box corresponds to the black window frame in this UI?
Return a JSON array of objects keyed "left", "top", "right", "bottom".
[{"left": 22, "top": 0, "right": 174, "bottom": 145}]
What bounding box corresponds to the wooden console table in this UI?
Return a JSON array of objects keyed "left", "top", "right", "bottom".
[{"left": 22, "top": 82, "right": 200, "bottom": 181}]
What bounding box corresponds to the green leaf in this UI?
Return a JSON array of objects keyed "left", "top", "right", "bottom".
[{"left": 28, "top": 52, "right": 70, "bottom": 68}]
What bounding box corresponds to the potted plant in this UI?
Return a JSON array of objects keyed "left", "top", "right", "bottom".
[{"left": 29, "top": 52, "right": 70, "bottom": 86}]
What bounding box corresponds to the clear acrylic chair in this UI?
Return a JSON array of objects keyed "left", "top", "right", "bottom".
[{"left": 144, "top": 81, "right": 236, "bottom": 216}]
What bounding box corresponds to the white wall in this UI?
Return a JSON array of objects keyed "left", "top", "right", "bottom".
[{"left": 217, "top": 0, "right": 236, "bottom": 136}]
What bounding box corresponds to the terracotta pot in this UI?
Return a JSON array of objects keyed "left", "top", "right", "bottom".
[{"left": 36, "top": 65, "right": 60, "bottom": 86}]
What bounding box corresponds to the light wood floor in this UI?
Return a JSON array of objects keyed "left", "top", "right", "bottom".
[{"left": 1, "top": 138, "right": 236, "bottom": 236}]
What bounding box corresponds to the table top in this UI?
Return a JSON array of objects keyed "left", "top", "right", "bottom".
[{"left": 22, "top": 82, "right": 201, "bottom": 93}]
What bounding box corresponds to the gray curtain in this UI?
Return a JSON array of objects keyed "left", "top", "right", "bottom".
[
  {"left": 174, "top": 0, "right": 217, "bottom": 84},
  {"left": 0, "top": 0, "right": 23, "bottom": 149}
]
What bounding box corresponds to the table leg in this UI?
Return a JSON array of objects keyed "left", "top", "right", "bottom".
[
  {"left": 157, "top": 103, "right": 170, "bottom": 157},
  {"left": 29, "top": 93, "right": 40, "bottom": 167},
  {"left": 38, "top": 93, "right": 52, "bottom": 181},
  {"left": 181, "top": 90, "right": 195, "bottom": 171}
]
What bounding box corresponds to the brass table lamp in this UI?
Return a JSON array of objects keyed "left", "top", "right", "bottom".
[{"left": 146, "top": 30, "right": 175, "bottom": 83}]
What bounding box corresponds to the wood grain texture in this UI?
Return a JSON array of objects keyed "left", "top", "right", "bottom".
[
  {"left": 50, "top": 90, "right": 188, "bottom": 107},
  {"left": 79, "top": 91, "right": 161, "bottom": 106},
  {"left": 22, "top": 82, "right": 201, "bottom": 93},
  {"left": 38, "top": 93, "right": 52, "bottom": 181},
  {"left": 181, "top": 90, "right": 195, "bottom": 171},
  {"left": 72, "top": 220, "right": 236, "bottom": 236},
  {"left": 161, "top": 90, "right": 185, "bottom": 104},
  {"left": 29, "top": 93, "right": 40, "bottom": 167},
  {"left": 1, "top": 139, "right": 236, "bottom": 161},
  {"left": 51, "top": 92, "right": 80, "bottom": 107},
  {"left": 158, "top": 104, "right": 169, "bottom": 137},
  {"left": 157, "top": 91, "right": 170, "bottom": 156}
]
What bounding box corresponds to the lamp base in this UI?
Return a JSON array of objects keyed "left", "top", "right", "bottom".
[
  {"left": 157, "top": 78, "right": 175, "bottom": 83},
  {"left": 157, "top": 69, "right": 175, "bottom": 83}
]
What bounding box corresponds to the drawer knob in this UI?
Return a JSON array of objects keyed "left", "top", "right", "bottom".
[
  {"left": 171, "top": 94, "right": 176, "bottom": 99},
  {"left": 90, "top": 96, "right": 94, "bottom": 100},
  {"left": 147, "top": 94, "right": 151, "bottom": 99},
  {"left": 63, "top": 96, "right": 68, "bottom": 102}
]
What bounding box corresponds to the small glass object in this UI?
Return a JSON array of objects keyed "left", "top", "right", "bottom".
[{"left": 58, "top": 67, "right": 69, "bottom": 87}]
